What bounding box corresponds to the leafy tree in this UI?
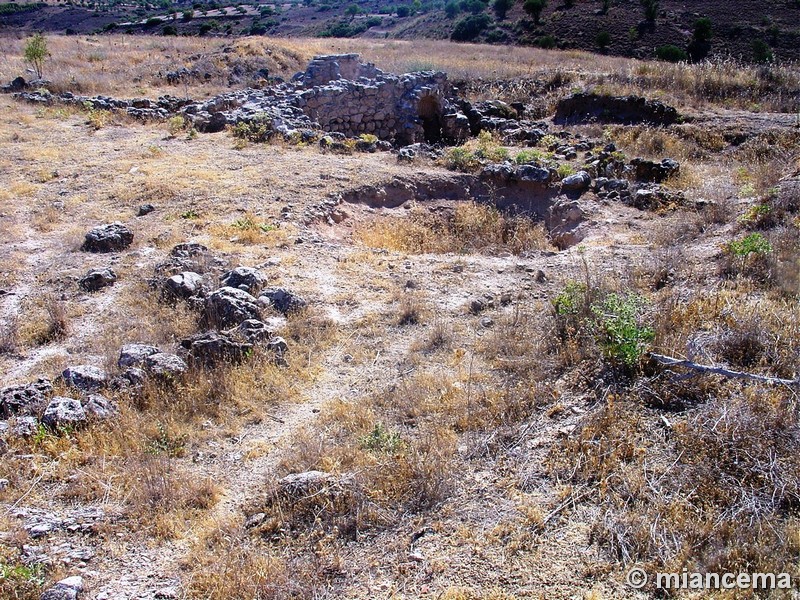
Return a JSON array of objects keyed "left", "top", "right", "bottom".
[
  {"left": 493, "top": 0, "right": 512, "bottom": 19},
  {"left": 460, "top": 0, "right": 485, "bottom": 13},
  {"left": 752, "top": 39, "right": 773, "bottom": 63},
  {"left": 23, "top": 33, "right": 48, "bottom": 79},
  {"left": 450, "top": 12, "right": 490, "bottom": 40},
  {"left": 687, "top": 16, "right": 712, "bottom": 61},
  {"left": 692, "top": 16, "right": 712, "bottom": 42},
  {"left": 182, "top": 8, "right": 193, "bottom": 19},
  {"left": 522, "top": 0, "right": 545, "bottom": 23},
  {"left": 396, "top": 4, "right": 409, "bottom": 15},
  {"left": 595, "top": 30, "right": 610, "bottom": 50},
  {"left": 345, "top": 3, "right": 360, "bottom": 16},
  {"left": 640, "top": 0, "right": 657, "bottom": 22},
  {"left": 445, "top": 0, "right": 459, "bottom": 17}
]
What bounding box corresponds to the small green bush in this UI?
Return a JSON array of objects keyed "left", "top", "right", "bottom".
[
  {"left": 23, "top": 33, "right": 48, "bottom": 79},
  {"left": 591, "top": 293, "right": 654, "bottom": 368},
  {"left": 523, "top": 0, "right": 546, "bottom": 24},
  {"left": 655, "top": 44, "right": 687, "bottom": 62},
  {"left": 231, "top": 115, "right": 274, "bottom": 143},
  {"left": 727, "top": 232, "right": 772, "bottom": 257}
]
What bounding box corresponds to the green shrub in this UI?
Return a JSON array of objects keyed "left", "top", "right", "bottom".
[
  {"left": 162, "top": 25, "right": 177, "bottom": 35},
  {"left": 166, "top": 115, "right": 186, "bottom": 137},
  {"left": 360, "top": 423, "right": 404, "bottom": 453},
  {"left": 23, "top": 33, "right": 48, "bottom": 79},
  {"left": 640, "top": 0, "right": 658, "bottom": 21},
  {"left": 396, "top": 4, "right": 410, "bottom": 16},
  {"left": 231, "top": 115, "right": 274, "bottom": 143},
  {"left": 493, "top": 0, "right": 512, "bottom": 19},
  {"left": 460, "top": 0, "right": 486, "bottom": 14},
  {"left": 445, "top": 0, "right": 459, "bottom": 16},
  {"left": 450, "top": 13, "right": 491, "bottom": 40},
  {"left": 655, "top": 44, "right": 687, "bottom": 62},
  {"left": 523, "top": 0, "right": 545, "bottom": 23},
  {"left": 727, "top": 232, "right": 772, "bottom": 257},
  {"left": 182, "top": 8, "right": 193, "bottom": 20},
  {"left": 590, "top": 293, "right": 654, "bottom": 368},
  {"left": 752, "top": 39, "right": 773, "bottom": 63},
  {"left": 533, "top": 34, "right": 556, "bottom": 48},
  {"left": 145, "top": 16, "right": 162, "bottom": 26},
  {"left": 595, "top": 30, "right": 611, "bottom": 50}
]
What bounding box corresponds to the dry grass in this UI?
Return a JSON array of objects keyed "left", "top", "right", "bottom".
[{"left": 355, "top": 202, "right": 553, "bottom": 255}]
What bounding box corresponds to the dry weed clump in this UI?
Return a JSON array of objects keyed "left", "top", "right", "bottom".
[
  {"left": 185, "top": 518, "right": 320, "bottom": 600},
  {"left": 17, "top": 293, "right": 70, "bottom": 346},
  {"left": 549, "top": 385, "right": 800, "bottom": 579},
  {"left": 355, "top": 202, "right": 552, "bottom": 255}
]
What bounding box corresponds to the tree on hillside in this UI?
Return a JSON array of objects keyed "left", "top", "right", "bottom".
[
  {"left": 523, "top": 0, "right": 545, "bottom": 23},
  {"left": 640, "top": 0, "right": 658, "bottom": 22},
  {"left": 687, "top": 16, "right": 712, "bottom": 61},
  {"left": 493, "top": 0, "right": 513, "bottom": 19},
  {"left": 23, "top": 33, "right": 48, "bottom": 79}
]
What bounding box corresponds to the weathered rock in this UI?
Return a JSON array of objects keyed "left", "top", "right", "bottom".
[
  {"left": 83, "top": 394, "right": 117, "bottom": 419},
  {"left": 220, "top": 267, "right": 265, "bottom": 295},
  {"left": 259, "top": 288, "right": 306, "bottom": 315},
  {"left": 144, "top": 353, "right": 188, "bottom": 378},
  {"left": 554, "top": 93, "right": 680, "bottom": 126},
  {"left": 516, "top": 164, "right": 552, "bottom": 185},
  {"left": 40, "top": 575, "right": 84, "bottom": 600},
  {"left": 548, "top": 199, "right": 588, "bottom": 249},
  {"left": 205, "top": 286, "right": 261, "bottom": 328},
  {"left": 78, "top": 267, "right": 117, "bottom": 292},
  {"left": 181, "top": 331, "right": 253, "bottom": 366},
  {"left": 278, "top": 470, "right": 355, "bottom": 499},
  {"left": 41, "top": 397, "right": 87, "bottom": 429},
  {"left": 561, "top": 170, "right": 591, "bottom": 193},
  {"left": 118, "top": 343, "right": 161, "bottom": 368},
  {"left": 0, "top": 76, "right": 26, "bottom": 93},
  {"left": 81, "top": 222, "right": 133, "bottom": 253},
  {"left": 228, "top": 319, "right": 273, "bottom": 344},
  {"left": 267, "top": 336, "right": 288, "bottom": 356},
  {"left": 12, "top": 416, "right": 39, "bottom": 437},
  {"left": 163, "top": 271, "right": 205, "bottom": 301},
  {"left": 1, "top": 377, "right": 53, "bottom": 418},
  {"left": 61, "top": 366, "right": 107, "bottom": 392},
  {"left": 631, "top": 158, "right": 680, "bottom": 183},
  {"left": 137, "top": 204, "right": 155, "bottom": 216}
]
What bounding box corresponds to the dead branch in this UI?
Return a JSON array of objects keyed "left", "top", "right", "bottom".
[{"left": 649, "top": 352, "right": 799, "bottom": 387}]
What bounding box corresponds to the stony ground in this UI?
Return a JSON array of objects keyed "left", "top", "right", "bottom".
[{"left": 0, "top": 44, "right": 798, "bottom": 600}]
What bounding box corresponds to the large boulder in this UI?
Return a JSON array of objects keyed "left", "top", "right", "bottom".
[
  {"left": 118, "top": 343, "right": 161, "bottom": 369},
  {"left": 81, "top": 223, "right": 133, "bottom": 253},
  {"left": 61, "top": 366, "right": 107, "bottom": 392},
  {"left": 78, "top": 267, "right": 117, "bottom": 292},
  {"left": 554, "top": 93, "right": 680, "bottom": 126},
  {"left": 228, "top": 319, "right": 273, "bottom": 344},
  {"left": 205, "top": 286, "right": 261, "bottom": 328},
  {"left": 220, "top": 267, "right": 265, "bottom": 295},
  {"left": 259, "top": 288, "right": 307, "bottom": 315},
  {"left": 630, "top": 158, "right": 680, "bottom": 183},
  {"left": 0, "top": 377, "right": 52, "bottom": 418},
  {"left": 41, "top": 398, "right": 87, "bottom": 429}
]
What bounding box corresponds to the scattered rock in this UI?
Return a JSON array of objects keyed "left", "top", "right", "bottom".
[
  {"left": 0, "top": 76, "right": 26, "bottom": 93},
  {"left": 181, "top": 331, "right": 253, "bottom": 366},
  {"left": 81, "top": 222, "right": 133, "bottom": 253},
  {"left": 41, "top": 575, "right": 84, "bottom": 600},
  {"left": 1, "top": 378, "right": 53, "bottom": 418},
  {"left": 144, "top": 353, "right": 188, "bottom": 378},
  {"left": 78, "top": 267, "right": 117, "bottom": 292},
  {"left": 229, "top": 319, "right": 273, "bottom": 344},
  {"left": 220, "top": 266, "right": 265, "bottom": 295},
  {"left": 278, "top": 470, "right": 354, "bottom": 498},
  {"left": 61, "top": 366, "right": 107, "bottom": 392},
  {"left": 12, "top": 416, "right": 39, "bottom": 437},
  {"left": 205, "top": 286, "right": 261, "bottom": 328},
  {"left": 259, "top": 287, "right": 307, "bottom": 315},
  {"left": 82, "top": 394, "right": 117, "bottom": 420},
  {"left": 561, "top": 170, "right": 591, "bottom": 193},
  {"left": 163, "top": 271, "right": 205, "bottom": 302},
  {"left": 41, "top": 397, "right": 87, "bottom": 429},
  {"left": 118, "top": 343, "right": 161, "bottom": 369},
  {"left": 631, "top": 158, "right": 680, "bottom": 183},
  {"left": 137, "top": 204, "right": 155, "bottom": 216}
]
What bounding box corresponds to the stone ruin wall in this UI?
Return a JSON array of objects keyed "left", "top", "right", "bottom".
[{"left": 294, "top": 54, "right": 468, "bottom": 144}]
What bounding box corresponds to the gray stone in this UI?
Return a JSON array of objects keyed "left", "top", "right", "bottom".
[
  {"left": 40, "top": 575, "right": 84, "bottom": 600},
  {"left": 81, "top": 222, "right": 133, "bottom": 253},
  {"left": 163, "top": 271, "right": 205, "bottom": 301},
  {"left": 228, "top": 319, "right": 273, "bottom": 344},
  {"left": 259, "top": 288, "right": 307, "bottom": 315},
  {"left": 561, "top": 170, "right": 591, "bottom": 192},
  {"left": 220, "top": 267, "right": 265, "bottom": 295},
  {"left": 118, "top": 343, "right": 161, "bottom": 368},
  {"left": 12, "top": 416, "right": 39, "bottom": 437},
  {"left": 1, "top": 377, "right": 53, "bottom": 418},
  {"left": 83, "top": 394, "right": 118, "bottom": 419},
  {"left": 144, "top": 353, "right": 188, "bottom": 378},
  {"left": 42, "top": 397, "right": 87, "bottom": 429},
  {"left": 205, "top": 286, "right": 261, "bottom": 328},
  {"left": 61, "top": 366, "right": 107, "bottom": 392},
  {"left": 78, "top": 267, "right": 117, "bottom": 292},
  {"left": 181, "top": 331, "right": 253, "bottom": 366}
]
